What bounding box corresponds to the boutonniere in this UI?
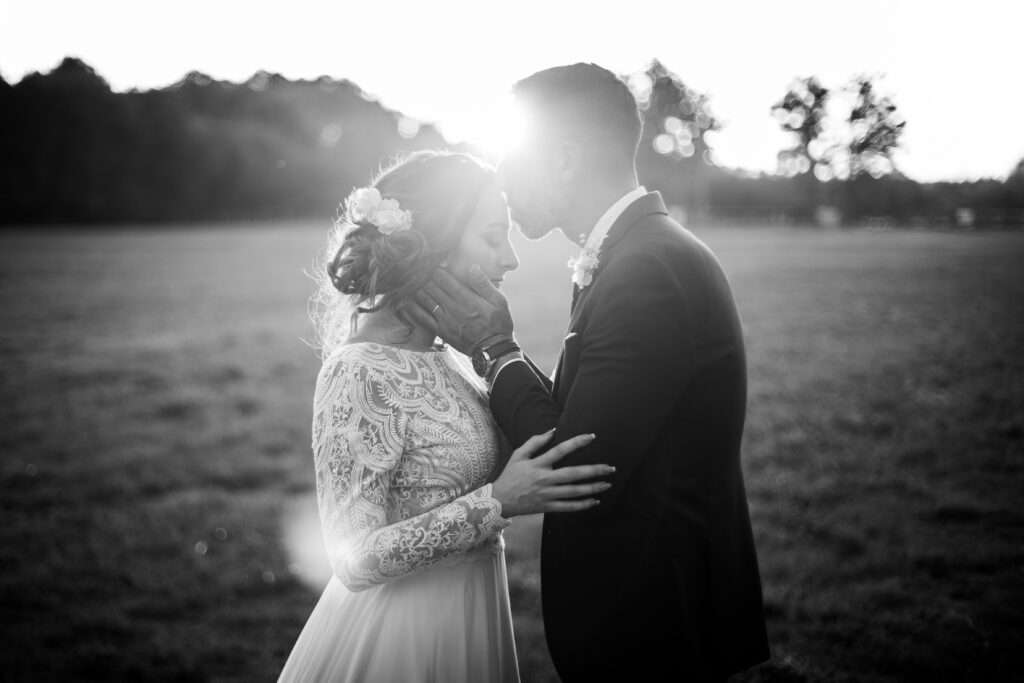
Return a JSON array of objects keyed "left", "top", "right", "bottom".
[
  {"left": 568, "top": 249, "right": 600, "bottom": 288},
  {"left": 568, "top": 222, "right": 614, "bottom": 289}
]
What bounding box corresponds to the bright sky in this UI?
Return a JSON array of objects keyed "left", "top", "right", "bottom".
[{"left": 2, "top": 0, "right": 1021, "bottom": 181}]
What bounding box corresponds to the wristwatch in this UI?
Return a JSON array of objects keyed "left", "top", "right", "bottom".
[{"left": 471, "top": 338, "right": 521, "bottom": 378}]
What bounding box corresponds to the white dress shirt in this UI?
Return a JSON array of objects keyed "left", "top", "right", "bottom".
[{"left": 577, "top": 185, "right": 648, "bottom": 255}]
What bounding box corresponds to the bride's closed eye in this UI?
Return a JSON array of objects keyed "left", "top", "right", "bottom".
[{"left": 482, "top": 225, "right": 508, "bottom": 248}]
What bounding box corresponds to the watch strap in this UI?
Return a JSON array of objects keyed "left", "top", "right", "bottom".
[{"left": 482, "top": 338, "right": 521, "bottom": 361}]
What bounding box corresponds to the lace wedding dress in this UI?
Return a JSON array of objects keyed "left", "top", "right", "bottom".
[{"left": 278, "top": 342, "right": 520, "bottom": 682}]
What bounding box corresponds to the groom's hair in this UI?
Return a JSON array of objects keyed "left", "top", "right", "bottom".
[{"left": 513, "top": 63, "right": 642, "bottom": 170}]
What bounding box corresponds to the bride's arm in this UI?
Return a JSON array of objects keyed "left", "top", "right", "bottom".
[{"left": 312, "top": 354, "right": 509, "bottom": 592}]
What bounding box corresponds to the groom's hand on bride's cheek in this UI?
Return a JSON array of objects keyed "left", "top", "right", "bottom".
[{"left": 409, "top": 265, "right": 515, "bottom": 355}]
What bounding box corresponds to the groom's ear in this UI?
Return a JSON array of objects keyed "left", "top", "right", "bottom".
[{"left": 552, "top": 139, "right": 584, "bottom": 184}]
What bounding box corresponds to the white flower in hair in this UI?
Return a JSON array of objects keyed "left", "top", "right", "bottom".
[
  {"left": 347, "top": 187, "right": 382, "bottom": 222},
  {"left": 345, "top": 186, "right": 413, "bottom": 235},
  {"left": 372, "top": 198, "right": 412, "bottom": 234}
]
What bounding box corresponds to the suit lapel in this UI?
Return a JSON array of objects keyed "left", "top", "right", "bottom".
[
  {"left": 552, "top": 340, "right": 566, "bottom": 401},
  {"left": 554, "top": 192, "right": 669, "bottom": 400},
  {"left": 568, "top": 191, "right": 669, "bottom": 326}
]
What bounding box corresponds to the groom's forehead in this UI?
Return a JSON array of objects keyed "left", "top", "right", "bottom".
[
  {"left": 511, "top": 98, "right": 587, "bottom": 143},
  {"left": 513, "top": 90, "right": 638, "bottom": 144}
]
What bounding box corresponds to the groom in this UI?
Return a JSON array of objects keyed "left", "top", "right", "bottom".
[{"left": 413, "top": 64, "right": 769, "bottom": 681}]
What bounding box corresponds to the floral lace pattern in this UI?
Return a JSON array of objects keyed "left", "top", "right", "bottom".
[{"left": 312, "top": 342, "right": 510, "bottom": 591}]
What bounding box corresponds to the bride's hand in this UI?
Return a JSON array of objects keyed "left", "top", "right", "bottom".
[{"left": 491, "top": 429, "right": 614, "bottom": 518}]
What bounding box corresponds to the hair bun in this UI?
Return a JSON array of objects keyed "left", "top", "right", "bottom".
[{"left": 328, "top": 223, "right": 432, "bottom": 300}]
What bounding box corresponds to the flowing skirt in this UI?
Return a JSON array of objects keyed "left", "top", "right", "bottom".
[{"left": 278, "top": 536, "right": 520, "bottom": 682}]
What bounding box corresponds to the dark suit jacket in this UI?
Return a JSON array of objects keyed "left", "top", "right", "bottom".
[{"left": 490, "top": 192, "right": 769, "bottom": 682}]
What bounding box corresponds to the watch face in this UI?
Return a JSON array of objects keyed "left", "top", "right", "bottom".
[{"left": 471, "top": 350, "right": 489, "bottom": 377}]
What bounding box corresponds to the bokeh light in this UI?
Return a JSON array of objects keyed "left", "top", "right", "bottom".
[
  {"left": 396, "top": 116, "right": 421, "bottom": 140},
  {"left": 281, "top": 494, "right": 332, "bottom": 590},
  {"left": 653, "top": 133, "right": 675, "bottom": 155},
  {"left": 626, "top": 71, "right": 654, "bottom": 109},
  {"left": 319, "top": 123, "right": 343, "bottom": 148}
]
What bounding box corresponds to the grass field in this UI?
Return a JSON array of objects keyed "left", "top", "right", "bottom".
[{"left": 1, "top": 222, "right": 1022, "bottom": 682}]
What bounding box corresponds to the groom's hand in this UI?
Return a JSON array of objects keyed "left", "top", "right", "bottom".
[{"left": 407, "top": 265, "right": 515, "bottom": 356}]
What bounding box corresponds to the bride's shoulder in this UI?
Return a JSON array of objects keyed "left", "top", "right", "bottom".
[
  {"left": 314, "top": 342, "right": 446, "bottom": 410},
  {"left": 322, "top": 340, "right": 385, "bottom": 365},
  {"left": 319, "top": 341, "right": 426, "bottom": 377},
  {"left": 314, "top": 343, "right": 394, "bottom": 397}
]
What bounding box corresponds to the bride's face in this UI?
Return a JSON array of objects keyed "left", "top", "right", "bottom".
[{"left": 446, "top": 184, "right": 519, "bottom": 288}]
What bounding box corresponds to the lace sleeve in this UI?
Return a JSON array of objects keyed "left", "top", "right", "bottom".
[{"left": 312, "top": 349, "right": 509, "bottom": 592}]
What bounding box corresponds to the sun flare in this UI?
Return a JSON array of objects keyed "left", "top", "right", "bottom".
[{"left": 469, "top": 94, "right": 529, "bottom": 162}]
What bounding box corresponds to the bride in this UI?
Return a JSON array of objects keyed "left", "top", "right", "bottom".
[{"left": 278, "top": 151, "right": 615, "bottom": 682}]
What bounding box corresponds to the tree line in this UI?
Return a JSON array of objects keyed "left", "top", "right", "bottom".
[
  {"left": 634, "top": 61, "right": 1023, "bottom": 228},
  {"left": 1, "top": 57, "right": 1021, "bottom": 228},
  {"left": 0, "top": 57, "right": 446, "bottom": 224}
]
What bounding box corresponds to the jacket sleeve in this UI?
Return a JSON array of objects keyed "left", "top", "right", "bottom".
[{"left": 524, "top": 354, "right": 555, "bottom": 392}]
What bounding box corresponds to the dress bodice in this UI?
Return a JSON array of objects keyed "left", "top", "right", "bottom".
[{"left": 312, "top": 342, "right": 510, "bottom": 591}]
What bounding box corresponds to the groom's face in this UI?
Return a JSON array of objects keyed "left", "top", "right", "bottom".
[{"left": 497, "top": 134, "right": 565, "bottom": 241}]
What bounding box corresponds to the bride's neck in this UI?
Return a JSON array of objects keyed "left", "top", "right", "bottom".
[{"left": 349, "top": 307, "right": 436, "bottom": 350}]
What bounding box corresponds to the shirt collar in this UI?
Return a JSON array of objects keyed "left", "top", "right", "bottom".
[{"left": 581, "top": 185, "right": 647, "bottom": 254}]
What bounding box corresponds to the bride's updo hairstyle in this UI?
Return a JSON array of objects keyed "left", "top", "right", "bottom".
[{"left": 311, "top": 151, "right": 496, "bottom": 355}]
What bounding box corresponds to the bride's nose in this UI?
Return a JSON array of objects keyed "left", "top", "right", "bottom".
[{"left": 500, "top": 242, "right": 520, "bottom": 273}]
